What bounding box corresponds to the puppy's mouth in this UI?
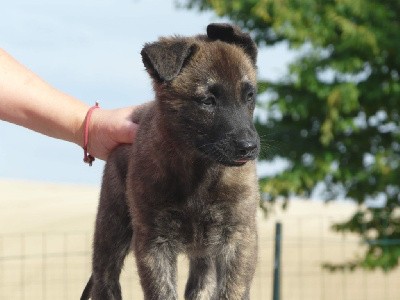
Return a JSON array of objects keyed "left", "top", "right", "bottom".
[
  {"left": 198, "top": 141, "right": 259, "bottom": 167},
  {"left": 232, "top": 159, "right": 251, "bottom": 166},
  {"left": 226, "top": 156, "right": 256, "bottom": 167}
]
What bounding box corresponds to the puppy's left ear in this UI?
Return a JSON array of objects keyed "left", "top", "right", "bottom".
[
  {"left": 207, "top": 23, "right": 257, "bottom": 65},
  {"left": 141, "top": 39, "right": 197, "bottom": 82}
]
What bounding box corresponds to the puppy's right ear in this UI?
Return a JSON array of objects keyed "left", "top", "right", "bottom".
[
  {"left": 141, "top": 39, "right": 197, "bottom": 82},
  {"left": 207, "top": 23, "right": 257, "bottom": 65}
]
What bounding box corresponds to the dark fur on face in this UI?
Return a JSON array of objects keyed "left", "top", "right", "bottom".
[{"left": 81, "top": 23, "right": 260, "bottom": 300}]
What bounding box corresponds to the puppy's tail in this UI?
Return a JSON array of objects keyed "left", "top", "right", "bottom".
[{"left": 80, "top": 275, "right": 93, "bottom": 300}]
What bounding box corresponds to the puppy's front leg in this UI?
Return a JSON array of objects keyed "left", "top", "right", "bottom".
[
  {"left": 134, "top": 234, "right": 178, "bottom": 300},
  {"left": 217, "top": 230, "right": 258, "bottom": 300},
  {"left": 184, "top": 257, "right": 217, "bottom": 300}
]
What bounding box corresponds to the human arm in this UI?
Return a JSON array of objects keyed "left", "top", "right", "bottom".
[{"left": 0, "top": 48, "right": 139, "bottom": 161}]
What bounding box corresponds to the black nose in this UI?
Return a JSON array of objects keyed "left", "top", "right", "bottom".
[{"left": 235, "top": 140, "right": 258, "bottom": 156}]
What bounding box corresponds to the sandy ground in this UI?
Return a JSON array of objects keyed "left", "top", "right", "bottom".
[{"left": 0, "top": 179, "right": 399, "bottom": 299}]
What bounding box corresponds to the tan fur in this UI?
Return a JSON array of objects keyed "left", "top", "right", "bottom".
[{"left": 81, "top": 24, "right": 260, "bottom": 300}]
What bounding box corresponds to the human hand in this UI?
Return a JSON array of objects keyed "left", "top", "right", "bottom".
[
  {"left": 85, "top": 105, "right": 140, "bottom": 161},
  {"left": 0, "top": 48, "right": 143, "bottom": 162}
]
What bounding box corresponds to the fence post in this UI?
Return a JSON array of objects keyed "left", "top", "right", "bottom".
[{"left": 273, "top": 222, "right": 282, "bottom": 300}]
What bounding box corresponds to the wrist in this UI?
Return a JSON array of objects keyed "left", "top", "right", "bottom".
[
  {"left": 82, "top": 102, "right": 100, "bottom": 166},
  {"left": 72, "top": 104, "right": 91, "bottom": 148}
]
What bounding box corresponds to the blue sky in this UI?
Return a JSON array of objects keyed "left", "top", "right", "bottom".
[{"left": 0, "top": 0, "right": 293, "bottom": 185}]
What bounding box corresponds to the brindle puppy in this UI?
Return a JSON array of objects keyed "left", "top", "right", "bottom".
[{"left": 81, "top": 23, "right": 260, "bottom": 300}]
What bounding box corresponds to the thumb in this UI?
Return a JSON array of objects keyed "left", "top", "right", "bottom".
[{"left": 118, "top": 121, "right": 139, "bottom": 144}]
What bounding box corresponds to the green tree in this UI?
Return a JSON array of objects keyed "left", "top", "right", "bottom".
[{"left": 182, "top": 0, "right": 400, "bottom": 271}]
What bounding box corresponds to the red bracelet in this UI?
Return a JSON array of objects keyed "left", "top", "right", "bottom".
[{"left": 83, "top": 102, "right": 100, "bottom": 166}]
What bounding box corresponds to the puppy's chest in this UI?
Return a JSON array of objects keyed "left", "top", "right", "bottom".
[
  {"left": 137, "top": 166, "right": 257, "bottom": 255},
  {"left": 156, "top": 200, "right": 238, "bottom": 255}
]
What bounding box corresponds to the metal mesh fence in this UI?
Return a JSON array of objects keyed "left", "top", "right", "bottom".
[{"left": 0, "top": 215, "right": 399, "bottom": 299}]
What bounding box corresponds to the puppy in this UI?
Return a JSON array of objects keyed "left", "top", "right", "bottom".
[{"left": 81, "top": 23, "right": 260, "bottom": 300}]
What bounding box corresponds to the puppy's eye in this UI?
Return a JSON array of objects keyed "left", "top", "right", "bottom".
[{"left": 201, "top": 96, "right": 216, "bottom": 106}]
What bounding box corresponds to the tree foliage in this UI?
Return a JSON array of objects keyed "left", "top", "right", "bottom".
[{"left": 182, "top": 0, "right": 400, "bottom": 271}]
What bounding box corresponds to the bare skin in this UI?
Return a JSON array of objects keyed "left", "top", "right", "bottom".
[{"left": 0, "top": 48, "right": 140, "bottom": 161}]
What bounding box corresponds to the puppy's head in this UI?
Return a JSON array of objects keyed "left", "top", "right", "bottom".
[{"left": 141, "top": 23, "right": 259, "bottom": 166}]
